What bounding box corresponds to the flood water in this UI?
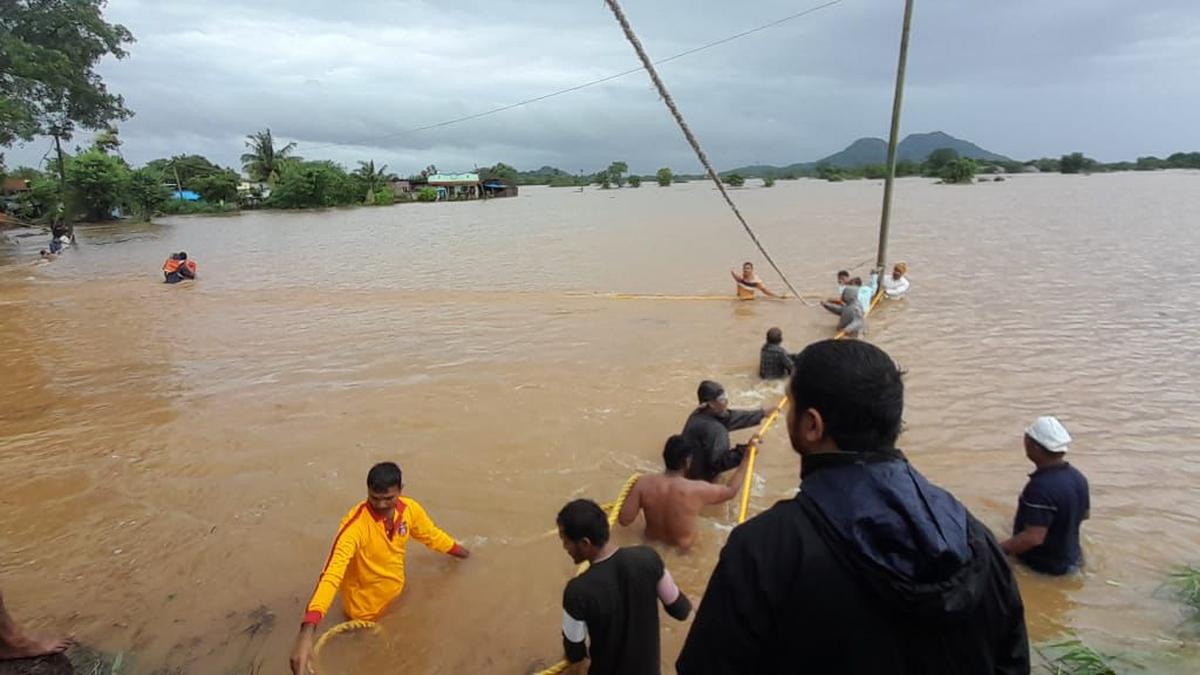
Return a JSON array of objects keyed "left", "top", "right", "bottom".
[{"left": 2, "top": 173, "right": 1199, "bottom": 673}]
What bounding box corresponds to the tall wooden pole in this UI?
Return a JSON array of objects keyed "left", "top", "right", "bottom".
[{"left": 875, "top": 0, "right": 915, "bottom": 275}]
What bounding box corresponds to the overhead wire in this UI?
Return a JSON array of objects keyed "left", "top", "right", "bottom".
[
  {"left": 296, "top": 1, "right": 842, "bottom": 153},
  {"left": 600, "top": 0, "right": 806, "bottom": 299}
]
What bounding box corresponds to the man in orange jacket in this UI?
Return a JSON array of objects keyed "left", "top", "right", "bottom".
[{"left": 289, "top": 462, "right": 470, "bottom": 674}]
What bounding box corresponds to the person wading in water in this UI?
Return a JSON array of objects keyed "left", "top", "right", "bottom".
[
  {"left": 617, "top": 435, "right": 752, "bottom": 550},
  {"left": 681, "top": 381, "right": 766, "bottom": 483},
  {"left": 290, "top": 462, "right": 470, "bottom": 674},
  {"left": 730, "top": 262, "right": 780, "bottom": 299},
  {"left": 556, "top": 499, "right": 692, "bottom": 674}
]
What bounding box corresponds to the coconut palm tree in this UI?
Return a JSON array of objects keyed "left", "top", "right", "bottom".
[
  {"left": 353, "top": 160, "right": 394, "bottom": 202},
  {"left": 241, "top": 128, "right": 299, "bottom": 184}
]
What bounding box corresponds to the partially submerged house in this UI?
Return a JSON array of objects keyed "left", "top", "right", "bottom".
[{"left": 416, "top": 173, "right": 518, "bottom": 201}]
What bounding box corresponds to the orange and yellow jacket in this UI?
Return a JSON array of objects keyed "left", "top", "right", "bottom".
[{"left": 303, "top": 497, "right": 461, "bottom": 625}]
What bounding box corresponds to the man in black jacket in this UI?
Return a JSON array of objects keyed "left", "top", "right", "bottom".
[
  {"left": 677, "top": 340, "right": 1029, "bottom": 674},
  {"left": 681, "top": 380, "right": 765, "bottom": 482}
]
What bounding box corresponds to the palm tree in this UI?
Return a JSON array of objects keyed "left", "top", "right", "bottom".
[
  {"left": 353, "top": 160, "right": 394, "bottom": 202},
  {"left": 241, "top": 128, "right": 299, "bottom": 184}
]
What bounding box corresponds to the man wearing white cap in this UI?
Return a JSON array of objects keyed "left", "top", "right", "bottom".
[{"left": 1000, "top": 416, "right": 1090, "bottom": 575}]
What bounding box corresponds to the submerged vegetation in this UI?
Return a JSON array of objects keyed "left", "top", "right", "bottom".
[
  {"left": 1035, "top": 638, "right": 1118, "bottom": 675},
  {"left": 1166, "top": 564, "right": 1200, "bottom": 619}
]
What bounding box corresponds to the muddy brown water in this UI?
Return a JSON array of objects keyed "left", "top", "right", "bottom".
[{"left": 2, "top": 173, "right": 1199, "bottom": 673}]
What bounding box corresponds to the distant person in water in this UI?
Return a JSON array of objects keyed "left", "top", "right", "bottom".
[
  {"left": 731, "top": 262, "right": 780, "bottom": 299},
  {"left": 821, "top": 285, "right": 865, "bottom": 337},
  {"left": 759, "top": 327, "right": 795, "bottom": 380},
  {"left": 824, "top": 270, "right": 851, "bottom": 305},
  {"left": 47, "top": 237, "right": 63, "bottom": 254},
  {"left": 0, "top": 588, "right": 74, "bottom": 661},
  {"left": 38, "top": 249, "right": 55, "bottom": 262},
  {"left": 681, "top": 380, "right": 767, "bottom": 482},
  {"left": 884, "top": 262, "right": 910, "bottom": 298},
  {"left": 618, "top": 435, "right": 752, "bottom": 550},
  {"left": 162, "top": 251, "right": 197, "bottom": 284},
  {"left": 1000, "top": 416, "right": 1089, "bottom": 576}
]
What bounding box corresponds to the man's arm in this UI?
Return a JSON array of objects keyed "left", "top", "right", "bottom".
[
  {"left": 756, "top": 282, "right": 779, "bottom": 298},
  {"left": 291, "top": 522, "right": 361, "bottom": 674},
  {"left": 724, "top": 407, "right": 766, "bottom": 431},
  {"left": 657, "top": 568, "right": 693, "bottom": 621},
  {"left": 561, "top": 587, "right": 589, "bottom": 664},
  {"left": 408, "top": 500, "right": 470, "bottom": 558},
  {"left": 1000, "top": 484, "right": 1055, "bottom": 556},
  {"left": 700, "top": 440, "right": 755, "bottom": 505},
  {"left": 999, "top": 526, "right": 1047, "bottom": 556},
  {"left": 617, "top": 477, "right": 642, "bottom": 527}
]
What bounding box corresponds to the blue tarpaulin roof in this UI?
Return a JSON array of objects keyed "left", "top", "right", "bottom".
[{"left": 173, "top": 190, "right": 201, "bottom": 201}]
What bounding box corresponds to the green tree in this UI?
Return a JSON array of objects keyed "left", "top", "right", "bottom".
[
  {"left": 939, "top": 157, "right": 976, "bottom": 184},
  {"left": 627, "top": 175, "right": 641, "bottom": 188},
  {"left": 65, "top": 149, "right": 128, "bottom": 220},
  {"left": 655, "top": 167, "right": 672, "bottom": 187},
  {"left": 90, "top": 126, "right": 121, "bottom": 155},
  {"left": 416, "top": 186, "right": 437, "bottom": 202},
  {"left": 146, "top": 154, "right": 223, "bottom": 192},
  {"left": 241, "top": 128, "right": 299, "bottom": 183},
  {"left": 1134, "top": 156, "right": 1165, "bottom": 171},
  {"left": 267, "top": 160, "right": 355, "bottom": 209},
  {"left": 816, "top": 164, "right": 843, "bottom": 182},
  {"left": 126, "top": 167, "right": 168, "bottom": 221},
  {"left": 371, "top": 187, "right": 395, "bottom": 206},
  {"left": 863, "top": 164, "right": 888, "bottom": 179},
  {"left": 1166, "top": 152, "right": 1200, "bottom": 169},
  {"left": 723, "top": 173, "right": 745, "bottom": 187},
  {"left": 351, "top": 160, "right": 394, "bottom": 203},
  {"left": 1059, "top": 152, "right": 1094, "bottom": 174},
  {"left": 923, "top": 148, "right": 960, "bottom": 176},
  {"left": 762, "top": 176, "right": 776, "bottom": 187},
  {"left": 483, "top": 162, "right": 519, "bottom": 184},
  {"left": 190, "top": 170, "right": 239, "bottom": 203},
  {"left": 1, "top": 0, "right": 135, "bottom": 230},
  {"left": 606, "top": 161, "right": 627, "bottom": 187}
]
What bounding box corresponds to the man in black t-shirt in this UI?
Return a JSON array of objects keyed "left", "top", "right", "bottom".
[{"left": 556, "top": 499, "right": 691, "bottom": 675}]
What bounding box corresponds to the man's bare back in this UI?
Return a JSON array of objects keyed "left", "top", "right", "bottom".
[{"left": 618, "top": 438, "right": 752, "bottom": 550}]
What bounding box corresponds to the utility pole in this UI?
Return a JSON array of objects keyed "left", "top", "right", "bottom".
[{"left": 875, "top": 0, "right": 915, "bottom": 276}]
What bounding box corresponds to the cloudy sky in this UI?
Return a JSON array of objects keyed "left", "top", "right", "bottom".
[{"left": 7, "top": 0, "right": 1200, "bottom": 174}]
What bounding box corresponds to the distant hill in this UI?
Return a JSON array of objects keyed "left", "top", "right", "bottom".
[{"left": 726, "top": 131, "right": 1011, "bottom": 176}]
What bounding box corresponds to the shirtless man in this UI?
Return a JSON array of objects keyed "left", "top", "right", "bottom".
[
  {"left": 618, "top": 435, "right": 754, "bottom": 550},
  {"left": 731, "top": 261, "right": 780, "bottom": 299},
  {"left": 0, "top": 588, "right": 74, "bottom": 661}
]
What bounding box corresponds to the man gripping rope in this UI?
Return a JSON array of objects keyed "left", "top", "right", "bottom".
[{"left": 290, "top": 462, "right": 470, "bottom": 674}]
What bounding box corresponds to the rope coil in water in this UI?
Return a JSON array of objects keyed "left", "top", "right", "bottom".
[{"left": 312, "top": 619, "right": 382, "bottom": 660}]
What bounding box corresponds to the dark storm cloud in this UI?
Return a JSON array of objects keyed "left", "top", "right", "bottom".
[{"left": 6, "top": 0, "right": 1200, "bottom": 173}]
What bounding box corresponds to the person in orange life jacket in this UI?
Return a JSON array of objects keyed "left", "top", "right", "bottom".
[
  {"left": 731, "top": 261, "right": 781, "bottom": 299},
  {"left": 162, "top": 251, "right": 197, "bottom": 284},
  {"left": 289, "top": 462, "right": 469, "bottom": 675}
]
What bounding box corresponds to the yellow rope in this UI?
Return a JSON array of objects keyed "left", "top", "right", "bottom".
[
  {"left": 736, "top": 396, "right": 789, "bottom": 523},
  {"left": 312, "top": 619, "right": 381, "bottom": 660},
  {"left": 739, "top": 284, "right": 886, "bottom": 522},
  {"left": 536, "top": 472, "right": 641, "bottom": 675}
]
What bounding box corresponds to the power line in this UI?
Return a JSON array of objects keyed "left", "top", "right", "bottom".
[
  {"left": 298, "top": 1, "right": 842, "bottom": 153},
  {"left": 601, "top": 0, "right": 808, "bottom": 302}
]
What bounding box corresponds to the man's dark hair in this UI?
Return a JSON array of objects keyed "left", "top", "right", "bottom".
[
  {"left": 849, "top": 276, "right": 862, "bottom": 286},
  {"left": 663, "top": 435, "right": 695, "bottom": 471},
  {"left": 743, "top": 261, "right": 753, "bottom": 267},
  {"left": 766, "top": 327, "right": 783, "bottom": 344},
  {"left": 556, "top": 499, "right": 610, "bottom": 546},
  {"left": 367, "top": 461, "right": 403, "bottom": 491},
  {"left": 178, "top": 251, "right": 188, "bottom": 260},
  {"left": 789, "top": 340, "right": 903, "bottom": 452},
  {"left": 837, "top": 270, "right": 850, "bottom": 278}
]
